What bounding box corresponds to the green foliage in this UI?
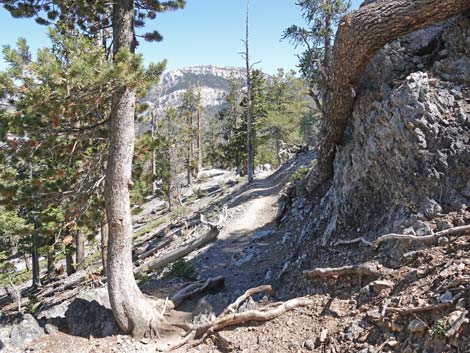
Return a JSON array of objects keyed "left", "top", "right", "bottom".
[
  {"left": 283, "top": 0, "right": 350, "bottom": 108},
  {"left": 290, "top": 159, "right": 317, "bottom": 183},
  {"left": 167, "top": 259, "right": 196, "bottom": 280},
  {"left": 133, "top": 218, "right": 166, "bottom": 239},
  {"left": 171, "top": 205, "right": 188, "bottom": 219},
  {"left": 432, "top": 318, "right": 448, "bottom": 336}
]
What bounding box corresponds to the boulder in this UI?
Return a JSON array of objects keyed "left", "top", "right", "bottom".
[{"left": 65, "top": 286, "right": 120, "bottom": 338}]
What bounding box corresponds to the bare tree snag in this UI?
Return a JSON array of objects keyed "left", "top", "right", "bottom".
[
  {"left": 307, "top": 0, "right": 470, "bottom": 193},
  {"left": 303, "top": 262, "right": 382, "bottom": 279},
  {"left": 372, "top": 225, "right": 470, "bottom": 248}
]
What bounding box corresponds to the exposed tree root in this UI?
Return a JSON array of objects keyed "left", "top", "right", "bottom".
[
  {"left": 333, "top": 237, "right": 373, "bottom": 247},
  {"left": 168, "top": 276, "right": 225, "bottom": 310},
  {"left": 194, "top": 297, "right": 315, "bottom": 344},
  {"left": 303, "top": 262, "right": 382, "bottom": 279},
  {"left": 372, "top": 225, "right": 470, "bottom": 248}
]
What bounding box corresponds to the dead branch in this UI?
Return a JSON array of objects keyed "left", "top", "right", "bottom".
[
  {"left": 388, "top": 303, "right": 452, "bottom": 314},
  {"left": 222, "top": 285, "right": 272, "bottom": 316},
  {"left": 446, "top": 310, "right": 468, "bottom": 337},
  {"left": 333, "top": 237, "right": 373, "bottom": 247},
  {"left": 372, "top": 225, "right": 470, "bottom": 248},
  {"left": 195, "top": 297, "right": 315, "bottom": 343},
  {"left": 303, "top": 263, "right": 382, "bottom": 279},
  {"left": 168, "top": 276, "right": 225, "bottom": 310}
]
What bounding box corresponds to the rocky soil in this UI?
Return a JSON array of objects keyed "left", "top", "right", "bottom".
[{"left": 1, "top": 12, "right": 469, "bottom": 353}]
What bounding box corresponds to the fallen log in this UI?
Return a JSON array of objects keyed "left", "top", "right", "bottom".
[
  {"left": 303, "top": 262, "right": 382, "bottom": 279},
  {"left": 146, "top": 226, "right": 219, "bottom": 272},
  {"left": 168, "top": 276, "right": 225, "bottom": 310}
]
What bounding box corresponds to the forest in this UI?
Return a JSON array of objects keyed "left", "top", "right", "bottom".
[{"left": 0, "top": 0, "right": 469, "bottom": 352}]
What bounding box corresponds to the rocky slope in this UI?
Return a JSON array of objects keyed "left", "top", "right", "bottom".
[{"left": 139, "top": 65, "right": 245, "bottom": 132}]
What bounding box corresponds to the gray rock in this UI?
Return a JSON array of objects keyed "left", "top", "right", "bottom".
[
  {"left": 437, "top": 236, "right": 449, "bottom": 246},
  {"left": 413, "top": 221, "right": 432, "bottom": 236},
  {"left": 251, "top": 230, "right": 275, "bottom": 241},
  {"left": 9, "top": 314, "right": 44, "bottom": 347},
  {"left": 44, "top": 323, "right": 59, "bottom": 335},
  {"left": 304, "top": 339, "right": 315, "bottom": 350},
  {"left": 439, "top": 290, "right": 453, "bottom": 304},
  {"left": 437, "top": 219, "right": 453, "bottom": 231},
  {"left": 65, "top": 286, "right": 120, "bottom": 338},
  {"left": 408, "top": 319, "right": 426, "bottom": 334}
]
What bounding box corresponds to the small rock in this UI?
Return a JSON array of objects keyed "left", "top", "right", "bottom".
[
  {"left": 413, "top": 220, "right": 431, "bottom": 236},
  {"left": 437, "top": 219, "right": 453, "bottom": 231},
  {"left": 439, "top": 291, "right": 454, "bottom": 304},
  {"left": 387, "top": 340, "right": 399, "bottom": 347},
  {"left": 304, "top": 339, "right": 315, "bottom": 351},
  {"left": 438, "top": 236, "right": 449, "bottom": 246},
  {"left": 319, "top": 328, "right": 329, "bottom": 344},
  {"left": 455, "top": 218, "right": 466, "bottom": 226},
  {"left": 140, "top": 338, "right": 149, "bottom": 344},
  {"left": 44, "top": 324, "right": 59, "bottom": 335},
  {"left": 370, "top": 280, "right": 394, "bottom": 292},
  {"left": 408, "top": 319, "right": 426, "bottom": 334}
]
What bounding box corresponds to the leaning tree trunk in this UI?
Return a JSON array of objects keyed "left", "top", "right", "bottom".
[
  {"left": 31, "top": 233, "right": 41, "bottom": 287},
  {"left": 306, "top": 0, "right": 470, "bottom": 193},
  {"left": 105, "top": 0, "right": 164, "bottom": 338}
]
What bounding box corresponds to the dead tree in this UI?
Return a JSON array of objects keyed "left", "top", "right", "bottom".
[{"left": 306, "top": 0, "right": 470, "bottom": 193}]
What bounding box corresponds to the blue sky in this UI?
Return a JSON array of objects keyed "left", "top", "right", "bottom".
[{"left": 0, "top": 0, "right": 362, "bottom": 74}]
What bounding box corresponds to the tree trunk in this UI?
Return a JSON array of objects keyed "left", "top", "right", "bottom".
[
  {"left": 245, "top": 0, "right": 254, "bottom": 184},
  {"left": 101, "top": 221, "right": 109, "bottom": 276},
  {"left": 105, "top": 0, "right": 163, "bottom": 338},
  {"left": 75, "top": 230, "right": 86, "bottom": 271},
  {"left": 197, "top": 106, "right": 203, "bottom": 174},
  {"left": 307, "top": 0, "right": 470, "bottom": 193},
  {"left": 47, "top": 252, "right": 55, "bottom": 281},
  {"left": 65, "top": 247, "right": 75, "bottom": 276},
  {"left": 31, "top": 233, "right": 41, "bottom": 287}
]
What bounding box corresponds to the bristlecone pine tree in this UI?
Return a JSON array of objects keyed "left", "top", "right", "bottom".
[
  {"left": 305, "top": 0, "right": 470, "bottom": 194},
  {"left": 0, "top": 0, "right": 185, "bottom": 338}
]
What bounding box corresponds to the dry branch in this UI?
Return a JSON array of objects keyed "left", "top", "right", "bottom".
[
  {"left": 222, "top": 285, "right": 272, "bottom": 316},
  {"left": 372, "top": 225, "right": 470, "bottom": 248},
  {"left": 303, "top": 263, "right": 381, "bottom": 279},
  {"left": 195, "top": 297, "right": 315, "bottom": 343}
]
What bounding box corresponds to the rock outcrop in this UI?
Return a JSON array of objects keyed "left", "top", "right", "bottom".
[{"left": 280, "top": 15, "right": 469, "bottom": 290}]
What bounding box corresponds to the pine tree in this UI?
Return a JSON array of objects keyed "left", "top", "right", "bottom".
[{"left": 283, "top": 0, "right": 350, "bottom": 115}]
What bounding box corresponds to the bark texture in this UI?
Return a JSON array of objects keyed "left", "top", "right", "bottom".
[
  {"left": 75, "top": 230, "right": 85, "bottom": 271},
  {"left": 105, "top": 0, "right": 162, "bottom": 338},
  {"left": 307, "top": 0, "right": 470, "bottom": 192}
]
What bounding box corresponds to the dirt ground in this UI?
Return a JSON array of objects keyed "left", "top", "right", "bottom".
[{"left": 11, "top": 152, "right": 470, "bottom": 353}]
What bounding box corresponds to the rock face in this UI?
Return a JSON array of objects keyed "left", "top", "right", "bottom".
[
  {"left": 140, "top": 65, "right": 245, "bottom": 132},
  {"left": 0, "top": 314, "right": 44, "bottom": 351},
  {"left": 318, "top": 15, "right": 469, "bottom": 243},
  {"left": 278, "top": 15, "right": 469, "bottom": 292},
  {"left": 65, "top": 286, "right": 120, "bottom": 338}
]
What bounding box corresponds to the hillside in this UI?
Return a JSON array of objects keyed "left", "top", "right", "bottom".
[{"left": 139, "top": 65, "right": 246, "bottom": 132}]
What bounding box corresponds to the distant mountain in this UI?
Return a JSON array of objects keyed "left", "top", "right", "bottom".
[{"left": 139, "top": 65, "right": 246, "bottom": 132}]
